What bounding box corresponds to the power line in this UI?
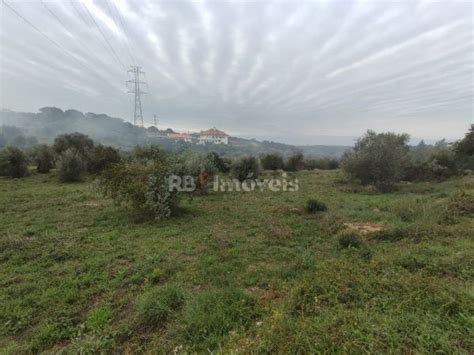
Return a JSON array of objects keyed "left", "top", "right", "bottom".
[
  {"left": 80, "top": 1, "right": 126, "bottom": 70},
  {"left": 2, "top": 0, "right": 98, "bottom": 76},
  {"left": 2, "top": 0, "right": 67, "bottom": 54},
  {"left": 105, "top": 0, "right": 136, "bottom": 66}
]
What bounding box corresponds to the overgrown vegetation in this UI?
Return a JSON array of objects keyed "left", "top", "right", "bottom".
[
  {"left": 341, "top": 130, "right": 410, "bottom": 191},
  {"left": 0, "top": 169, "right": 472, "bottom": 353},
  {"left": 0, "top": 146, "right": 28, "bottom": 178},
  {"left": 0, "top": 126, "right": 472, "bottom": 352},
  {"left": 231, "top": 155, "right": 261, "bottom": 181}
]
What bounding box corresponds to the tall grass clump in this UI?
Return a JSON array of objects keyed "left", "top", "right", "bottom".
[
  {"left": 183, "top": 288, "right": 259, "bottom": 351},
  {"left": 135, "top": 286, "right": 185, "bottom": 328}
]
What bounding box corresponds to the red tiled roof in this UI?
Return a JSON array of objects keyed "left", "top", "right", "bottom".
[
  {"left": 200, "top": 128, "right": 228, "bottom": 137},
  {"left": 168, "top": 133, "right": 192, "bottom": 139}
]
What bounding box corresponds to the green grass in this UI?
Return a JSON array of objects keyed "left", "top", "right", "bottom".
[{"left": 0, "top": 171, "right": 473, "bottom": 353}]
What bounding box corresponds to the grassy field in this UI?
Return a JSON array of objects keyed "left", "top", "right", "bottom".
[{"left": 0, "top": 170, "right": 473, "bottom": 353}]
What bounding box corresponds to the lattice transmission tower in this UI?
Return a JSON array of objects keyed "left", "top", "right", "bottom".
[{"left": 127, "top": 66, "right": 147, "bottom": 127}]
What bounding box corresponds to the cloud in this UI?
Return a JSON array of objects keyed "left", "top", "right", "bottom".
[{"left": 0, "top": 0, "right": 472, "bottom": 144}]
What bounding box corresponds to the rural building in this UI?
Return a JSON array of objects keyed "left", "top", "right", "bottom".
[
  {"left": 167, "top": 133, "right": 193, "bottom": 143},
  {"left": 199, "top": 128, "right": 229, "bottom": 145}
]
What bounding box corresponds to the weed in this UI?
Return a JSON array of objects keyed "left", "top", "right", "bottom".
[
  {"left": 182, "top": 288, "right": 260, "bottom": 351},
  {"left": 85, "top": 306, "right": 113, "bottom": 333},
  {"left": 135, "top": 286, "right": 185, "bottom": 329},
  {"left": 338, "top": 232, "right": 363, "bottom": 249},
  {"left": 305, "top": 198, "right": 327, "bottom": 214}
]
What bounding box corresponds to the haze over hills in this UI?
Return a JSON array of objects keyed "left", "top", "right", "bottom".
[{"left": 0, "top": 108, "right": 349, "bottom": 158}]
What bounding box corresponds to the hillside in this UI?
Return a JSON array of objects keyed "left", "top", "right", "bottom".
[{"left": 0, "top": 108, "right": 348, "bottom": 157}]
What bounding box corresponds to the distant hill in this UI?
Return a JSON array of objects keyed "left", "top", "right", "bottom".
[{"left": 0, "top": 108, "right": 349, "bottom": 158}]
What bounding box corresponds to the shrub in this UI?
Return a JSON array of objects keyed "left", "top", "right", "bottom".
[
  {"left": 304, "top": 158, "right": 339, "bottom": 170},
  {"left": 99, "top": 160, "right": 178, "bottom": 220},
  {"left": 53, "top": 132, "right": 94, "bottom": 157},
  {"left": 305, "top": 198, "right": 327, "bottom": 213},
  {"left": 285, "top": 152, "right": 304, "bottom": 171},
  {"left": 341, "top": 130, "right": 410, "bottom": 191},
  {"left": 130, "top": 145, "right": 166, "bottom": 164},
  {"left": 448, "top": 192, "right": 474, "bottom": 216},
  {"left": 57, "top": 149, "right": 86, "bottom": 182},
  {"left": 338, "top": 232, "right": 363, "bottom": 249},
  {"left": 207, "top": 152, "right": 231, "bottom": 173},
  {"left": 87, "top": 145, "right": 121, "bottom": 174},
  {"left": 31, "top": 144, "right": 55, "bottom": 173},
  {"left": 454, "top": 124, "right": 474, "bottom": 170},
  {"left": 261, "top": 153, "right": 285, "bottom": 170},
  {"left": 135, "top": 286, "right": 185, "bottom": 328},
  {"left": 405, "top": 141, "right": 459, "bottom": 181},
  {"left": 230, "top": 156, "right": 261, "bottom": 182},
  {"left": 0, "top": 147, "right": 28, "bottom": 178},
  {"left": 183, "top": 288, "right": 259, "bottom": 351}
]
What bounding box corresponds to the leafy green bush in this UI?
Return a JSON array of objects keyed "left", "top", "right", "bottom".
[
  {"left": 135, "top": 286, "right": 185, "bottom": 328},
  {"left": 230, "top": 156, "right": 261, "bottom": 181},
  {"left": 406, "top": 140, "right": 459, "bottom": 181},
  {"left": 53, "top": 132, "right": 94, "bottom": 157},
  {"left": 261, "top": 153, "right": 285, "bottom": 170},
  {"left": 338, "top": 232, "right": 363, "bottom": 248},
  {"left": 58, "top": 149, "right": 86, "bottom": 182},
  {"left": 305, "top": 198, "right": 327, "bottom": 213},
  {"left": 87, "top": 144, "right": 121, "bottom": 174},
  {"left": 341, "top": 130, "right": 410, "bottom": 191},
  {"left": 99, "top": 160, "right": 178, "bottom": 220},
  {"left": 0, "top": 147, "right": 29, "bottom": 178},
  {"left": 183, "top": 288, "right": 259, "bottom": 351},
  {"left": 130, "top": 144, "right": 166, "bottom": 164},
  {"left": 31, "top": 144, "right": 55, "bottom": 173},
  {"left": 207, "top": 152, "right": 231, "bottom": 173},
  {"left": 454, "top": 124, "right": 474, "bottom": 170},
  {"left": 285, "top": 152, "right": 304, "bottom": 171}
]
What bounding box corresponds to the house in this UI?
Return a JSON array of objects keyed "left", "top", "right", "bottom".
[
  {"left": 167, "top": 133, "right": 193, "bottom": 143},
  {"left": 199, "top": 128, "right": 229, "bottom": 145}
]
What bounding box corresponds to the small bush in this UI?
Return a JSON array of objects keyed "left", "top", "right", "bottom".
[
  {"left": 0, "top": 147, "right": 28, "bottom": 178},
  {"left": 207, "top": 152, "right": 231, "bottom": 173},
  {"left": 135, "top": 286, "right": 184, "bottom": 328},
  {"left": 58, "top": 149, "right": 86, "bottom": 182},
  {"left": 53, "top": 132, "right": 94, "bottom": 157},
  {"left": 304, "top": 158, "right": 339, "bottom": 170},
  {"left": 130, "top": 145, "right": 166, "bottom": 164},
  {"left": 99, "top": 160, "right": 179, "bottom": 220},
  {"left": 448, "top": 192, "right": 474, "bottom": 216},
  {"left": 338, "top": 232, "right": 363, "bottom": 249},
  {"left": 285, "top": 152, "right": 304, "bottom": 171},
  {"left": 87, "top": 145, "right": 121, "bottom": 174},
  {"left": 261, "top": 153, "right": 285, "bottom": 170},
  {"left": 305, "top": 198, "right": 327, "bottom": 214},
  {"left": 183, "top": 288, "right": 259, "bottom": 351},
  {"left": 231, "top": 156, "right": 261, "bottom": 182},
  {"left": 31, "top": 145, "right": 55, "bottom": 173}
]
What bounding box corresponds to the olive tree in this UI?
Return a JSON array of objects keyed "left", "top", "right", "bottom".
[{"left": 341, "top": 130, "right": 410, "bottom": 191}]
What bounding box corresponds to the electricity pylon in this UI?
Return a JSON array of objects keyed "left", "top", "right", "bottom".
[{"left": 127, "top": 66, "right": 146, "bottom": 127}]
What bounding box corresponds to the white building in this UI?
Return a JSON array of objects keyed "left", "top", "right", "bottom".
[{"left": 198, "top": 128, "right": 229, "bottom": 145}]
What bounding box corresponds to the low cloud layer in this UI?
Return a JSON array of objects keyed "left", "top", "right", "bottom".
[{"left": 1, "top": 0, "right": 472, "bottom": 144}]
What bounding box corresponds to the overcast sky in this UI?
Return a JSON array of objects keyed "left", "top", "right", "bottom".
[{"left": 0, "top": 0, "right": 473, "bottom": 145}]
